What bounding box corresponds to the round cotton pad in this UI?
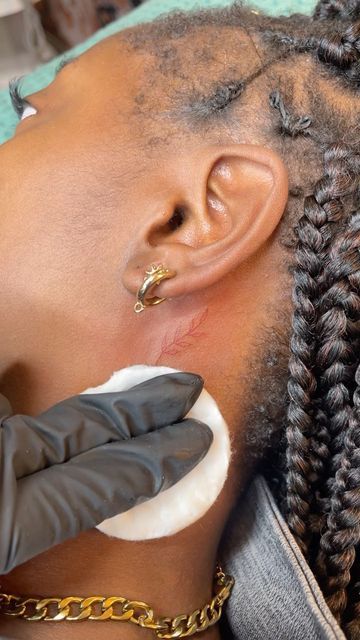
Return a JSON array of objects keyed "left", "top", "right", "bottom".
[{"left": 82, "top": 365, "right": 231, "bottom": 540}]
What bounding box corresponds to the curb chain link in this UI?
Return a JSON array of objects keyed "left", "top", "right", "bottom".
[{"left": 0, "top": 566, "right": 234, "bottom": 638}]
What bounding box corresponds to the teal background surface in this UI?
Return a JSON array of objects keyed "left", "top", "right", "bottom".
[{"left": 0, "top": 0, "right": 317, "bottom": 144}]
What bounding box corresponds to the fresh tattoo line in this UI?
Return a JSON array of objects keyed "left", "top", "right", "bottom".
[{"left": 155, "top": 308, "right": 209, "bottom": 364}]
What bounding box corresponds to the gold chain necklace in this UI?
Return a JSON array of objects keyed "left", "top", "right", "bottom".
[{"left": 0, "top": 564, "right": 234, "bottom": 638}]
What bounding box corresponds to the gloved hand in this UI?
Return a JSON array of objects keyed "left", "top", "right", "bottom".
[{"left": 0, "top": 372, "right": 212, "bottom": 574}]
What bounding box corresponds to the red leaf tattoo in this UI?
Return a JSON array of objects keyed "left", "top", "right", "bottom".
[{"left": 155, "top": 308, "right": 209, "bottom": 364}]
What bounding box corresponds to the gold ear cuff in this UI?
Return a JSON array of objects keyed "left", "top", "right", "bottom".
[{"left": 134, "top": 264, "right": 177, "bottom": 314}]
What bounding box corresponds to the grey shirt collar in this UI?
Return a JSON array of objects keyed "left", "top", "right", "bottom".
[{"left": 220, "top": 474, "right": 346, "bottom": 640}]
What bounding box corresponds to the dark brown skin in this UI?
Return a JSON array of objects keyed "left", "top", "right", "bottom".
[{"left": 0, "top": 26, "right": 290, "bottom": 640}]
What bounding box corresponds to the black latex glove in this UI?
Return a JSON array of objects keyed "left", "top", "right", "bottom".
[{"left": 0, "top": 372, "right": 212, "bottom": 574}]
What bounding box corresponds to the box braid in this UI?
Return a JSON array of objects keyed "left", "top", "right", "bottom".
[
  {"left": 254, "top": 5, "right": 360, "bottom": 630},
  {"left": 125, "top": 1, "right": 360, "bottom": 634},
  {"left": 314, "top": 0, "right": 360, "bottom": 20},
  {"left": 313, "top": 203, "right": 360, "bottom": 619}
]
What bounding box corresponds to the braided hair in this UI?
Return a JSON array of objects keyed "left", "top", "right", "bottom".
[{"left": 125, "top": 1, "right": 360, "bottom": 635}]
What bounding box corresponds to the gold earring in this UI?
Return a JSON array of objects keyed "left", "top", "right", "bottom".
[{"left": 134, "top": 263, "right": 177, "bottom": 314}]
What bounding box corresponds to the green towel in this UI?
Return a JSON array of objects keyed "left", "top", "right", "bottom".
[{"left": 0, "top": 0, "right": 316, "bottom": 144}]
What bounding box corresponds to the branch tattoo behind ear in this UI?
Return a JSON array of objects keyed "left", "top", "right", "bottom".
[{"left": 155, "top": 308, "right": 209, "bottom": 364}]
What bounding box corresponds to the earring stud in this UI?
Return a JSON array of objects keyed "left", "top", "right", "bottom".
[{"left": 134, "top": 263, "right": 177, "bottom": 313}]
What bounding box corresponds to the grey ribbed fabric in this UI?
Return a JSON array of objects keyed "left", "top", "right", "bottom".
[{"left": 221, "top": 474, "right": 346, "bottom": 640}]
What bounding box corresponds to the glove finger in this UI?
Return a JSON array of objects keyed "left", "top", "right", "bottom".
[
  {"left": 79, "top": 371, "right": 204, "bottom": 438},
  {"left": 1, "top": 418, "right": 212, "bottom": 573},
  {"left": 2, "top": 372, "right": 204, "bottom": 479}
]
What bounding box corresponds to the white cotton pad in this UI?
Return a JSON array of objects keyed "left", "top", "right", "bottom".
[{"left": 82, "top": 365, "right": 231, "bottom": 540}]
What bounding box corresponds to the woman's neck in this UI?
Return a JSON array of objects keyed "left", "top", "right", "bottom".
[
  {"left": 0, "top": 298, "right": 253, "bottom": 639},
  {"left": 0, "top": 470, "right": 238, "bottom": 640}
]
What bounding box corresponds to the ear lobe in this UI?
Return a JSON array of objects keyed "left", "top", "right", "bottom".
[{"left": 122, "top": 144, "right": 288, "bottom": 301}]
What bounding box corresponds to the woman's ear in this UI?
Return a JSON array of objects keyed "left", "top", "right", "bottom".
[{"left": 122, "top": 143, "right": 288, "bottom": 300}]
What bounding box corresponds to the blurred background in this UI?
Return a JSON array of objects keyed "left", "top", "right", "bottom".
[{"left": 0, "top": 0, "right": 146, "bottom": 89}]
